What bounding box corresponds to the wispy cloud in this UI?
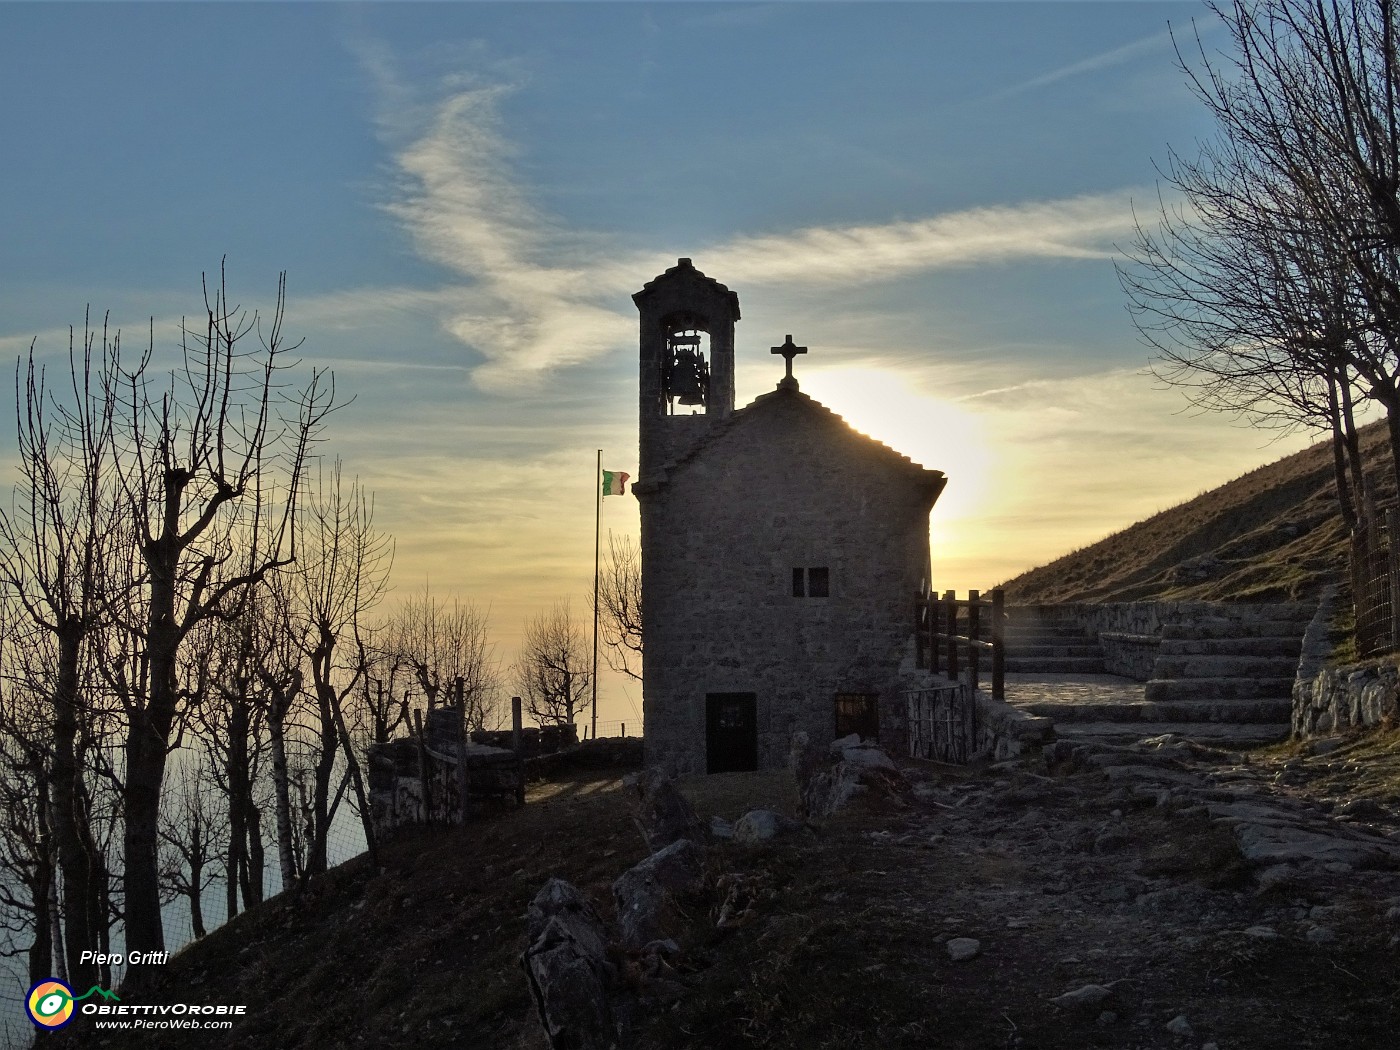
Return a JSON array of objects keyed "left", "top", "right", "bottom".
[
  {"left": 986, "top": 26, "right": 1179, "bottom": 101},
  {"left": 704, "top": 194, "right": 1139, "bottom": 286},
  {"left": 377, "top": 72, "right": 1146, "bottom": 391}
]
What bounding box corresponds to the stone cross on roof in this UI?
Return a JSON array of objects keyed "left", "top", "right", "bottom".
[{"left": 770, "top": 334, "right": 808, "bottom": 387}]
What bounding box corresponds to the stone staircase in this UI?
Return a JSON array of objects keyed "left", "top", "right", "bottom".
[
  {"left": 1138, "top": 611, "right": 1311, "bottom": 740},
  {"left": 1003, "top": 613, "right": 1107, "bottom": 674},
  {"left": 1003, "top": 603, "right": 1314, "bottom": 748}
]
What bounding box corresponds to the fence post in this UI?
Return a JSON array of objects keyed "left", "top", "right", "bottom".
[
  {"left": 511, "top": 696, "right": 525, "bottom": 805},
  {"left": 915, "top": 597, "right": 925, "bottom": 670},
  {"left": 968, "top": 589, "right": 981, "bottom": 696},
  {"left": 929, "top": 591, "right": 940, "bottom": 675},
  {"left": 943, "top": 590, "right": 958, "bottom": 680},
  {"left": 454, "top": 677, "right": 470, "bottom": 825},
  {"left": 991, "top": 587, "right": 1005, "bottom": 702},
  {"left": 412, "top": 708, "right": 432, "bottom": 824}
]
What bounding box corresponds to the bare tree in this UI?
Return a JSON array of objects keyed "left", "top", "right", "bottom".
[
  {"left": 289, "top": 461, "right": 391, "bottom": 876},
  {"left": 109, "top": 266, "right": 336, "bottom": 958},
  {"left": 157, "top": 756, "right": 225, "bottom": 940},
  {"left": 593, "top": 532, "right": 642, "bottom": 681},
  {"left": 1129, "top": 0, "right": 1400, "bottom": 505},
  {"left": 0, "top": 612, "right": 57, "bottom": 988},
  {"left": 0, "top": 319, "right": 124, "bottom": 988},
  {"left": 515, "top": 600, "right": 591, "bottom": 727},
  {"left": 382, "top": 586, "right": 501, "bottom": 732}
]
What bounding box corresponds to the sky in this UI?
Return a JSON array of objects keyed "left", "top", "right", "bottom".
[{"left": 0, "top": 0, "right": 1325, "bottom": 728}]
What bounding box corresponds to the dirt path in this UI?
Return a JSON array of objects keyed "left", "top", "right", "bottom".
[{"left": 647, "top": 732, "right": 1400, "bottom": 1050}]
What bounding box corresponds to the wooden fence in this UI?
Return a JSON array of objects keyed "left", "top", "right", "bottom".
[{"left": 914, "top": 587, "right": 1006, "bottom": 701}]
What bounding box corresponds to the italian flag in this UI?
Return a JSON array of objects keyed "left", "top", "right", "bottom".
[{"left": 601, "top": 469, "right": 629, "bottom": 497}]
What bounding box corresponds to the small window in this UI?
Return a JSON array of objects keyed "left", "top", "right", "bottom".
[
  {"left": 835, "top": 693, "right": 879, "bottom": 740},
  {"left": 792, "top": 567, "right": 830, "bottom": 598}
]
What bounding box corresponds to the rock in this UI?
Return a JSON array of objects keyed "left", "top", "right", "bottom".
[
  {"left": 521, "top": 879, "right": 616, "bottom": 1050},
  {"left": 945, "top": 937, "right": 981, "bottom": 961},
  {"left": 1337, "top": 797, "right": 1387, "bottom": 821},
  {"left": 1165, "top": 1013, "right": 1194, "bottom": 1036},
  {"left": 1255, "top": 863, "right": 1297, "bottom": 891},
  {"left": 830, "top": 734, "right": 898, "bottom": 770},
  {"left": 1235, "top": 820, "right": 1399, "bottom": 868},
  {"left": 733, "top": 809, "right": 803, "bottom": 843},
  {"left": 1306, "top": 925, "right": 1337, "bottom": 944},
  {"left": 1243, "top": 925, "right": 1279, "bottom": 939},
  {"left": 709, "top": 815, "right": 734, "bottom": 840},
  {"left": 612, "top": 839, "right": 705, "bottom": 949},
  {"left": 632, "top": 768, "right": 703, "bottom": 852},
  {"left": 793, "top": 730, "right": 908, "bottom": 819},
  {"left": 1048, "top": 983, "right": 1113, "bottom": 1008}
]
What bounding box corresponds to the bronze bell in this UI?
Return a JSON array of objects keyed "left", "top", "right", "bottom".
[{"left": 669, "top": 346, "right": 708, "bottom": 405}]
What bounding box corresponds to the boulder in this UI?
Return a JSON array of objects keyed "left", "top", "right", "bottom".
[
  {"left": 732, "top": 809, "right": 804, "bottom": 843},
  {"left": 792, "top": 730, "right": 909, "bottom": 820},
  {"left": 613, "top": 838, "right": 705, "bottom": 949},
  {"left": 521, "top": 879, "right": 616, "bottom": 1050},
  {"left": 631, "top": 768, "right": 703, "bottom": 853}
]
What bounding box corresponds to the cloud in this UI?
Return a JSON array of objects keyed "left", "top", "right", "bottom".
[
  {"left": 377, "top": 73, "right": 1146, "bottom": 391},
  {"left": 703, "top": 193, "right": 1140, "bottom": 286},
  {"left": 986, "top": 26, "right": 1180, "bottom": 101}
]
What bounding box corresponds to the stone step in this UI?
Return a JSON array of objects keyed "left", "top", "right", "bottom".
[
  {"left": 1007, "top": 644, "right": 1106, "bottom": 659},
  {"left": 1004, "top": 624, "right": 1092, "bottom": 639},
  {"left": 1161, "top": 619, "right": 1309, "bottom": 641},
  {"left": 1152, "top": 654, "right": 1299, "bottom": 679},
  {"left": 1004, "top": 634, "right": 1098, "bottom": 650},
  {"left": 1144, "top": 676, "right": 1295, "bottom": 702},
  {"left": 1019, "top": 696, "right": 1294, "bottom": 724},
  {"left": 1049, "top": 721, "right": 1292, "bottom": 747},
  {"left": 1158, "top": 636, "right": 1303, "bottom": 658},
  {"left": 1005, "top": 656, "right": 1108, "bottom": 674}
]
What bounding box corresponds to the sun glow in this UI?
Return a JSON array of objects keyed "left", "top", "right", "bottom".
[{"left": 799, "top": 366, "right": 994, "bottom": 572}]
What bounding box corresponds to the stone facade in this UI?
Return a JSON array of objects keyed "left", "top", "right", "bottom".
[{"left": 632, "top": 261, "right": 946, "bottom": 775}]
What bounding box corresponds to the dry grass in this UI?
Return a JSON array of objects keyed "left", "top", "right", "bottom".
[{"left": 1001, "top": 422, "right": 1392, "bottom": 604}]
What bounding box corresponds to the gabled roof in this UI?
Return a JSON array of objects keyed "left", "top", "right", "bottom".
[
  {"left": 632, "top": 378, "right": 946, "bottom": 497},
  {"left": 632, "top": 258, "right": 741, "bottom": 320}
]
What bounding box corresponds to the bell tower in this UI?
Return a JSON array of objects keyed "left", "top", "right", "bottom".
[{"left": 633, "top": 258, "right": 740, "bottom": 479}]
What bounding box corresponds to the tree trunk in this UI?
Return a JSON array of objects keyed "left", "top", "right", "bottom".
[
  {"left": 188, "top": 827, "right": 207, "bottom": 940},
  {"left": 1327, "top": 372, "right": 1359, "bottom": 529},
  {"left": 51, "top": 623, "right": 98, "bottom": 988},
  {"left": 124, "top": 532, "right": 183, "bottom": 960},
  {"left": 30, "top": 786, "right": 54, "bottom": 988},
  {"left": 307, "top": 635, "right": 338, "bottom": 877},
  {"left": 268, "top": 701, "right": 298, "bottom": 886},
  {"left": 226, "top": 701, "right": 249, "bottom": 920},
  {"left": 246, "top": 806, "right": 265, "bottom": 905}
]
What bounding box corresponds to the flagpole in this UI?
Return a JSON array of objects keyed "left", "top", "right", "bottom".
[{"left": 592, "top": 449, "right": 601, "bottom": 742}]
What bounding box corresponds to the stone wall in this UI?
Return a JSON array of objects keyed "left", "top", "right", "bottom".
[
  {"left": 1293, "top": 662, "right": 1400, "bottom": 736},
  {"left": 1098, "top": 633, "right": 1162, "bottom": 680},
  {"left": 367, "top": 708, "right": 524, "bottom": 837},
  {"left": 637, "top": 385, "right": 943, "bottom": 776},
  {"left": 971, "top": 687, "right": 1054, "bottom": 762}
]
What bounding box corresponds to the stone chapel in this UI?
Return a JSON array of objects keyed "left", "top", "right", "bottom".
[{"left": 632, "top": 259, "right": 948, "bottom": 775}]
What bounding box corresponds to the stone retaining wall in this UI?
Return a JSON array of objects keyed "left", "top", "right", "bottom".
[
  {"left": 1293, "top": 661, "right": 1400, "bottom": 736},
  {"left": 1098, "top": 632, "right": 1161, "bottom": 681},
  {"left": 972, "top": 688, "right": 1054, "bottom": 762}
]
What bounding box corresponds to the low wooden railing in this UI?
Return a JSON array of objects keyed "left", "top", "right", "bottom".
[{"left": 914, "top": 587, "right": 1005, "bottom": 702}]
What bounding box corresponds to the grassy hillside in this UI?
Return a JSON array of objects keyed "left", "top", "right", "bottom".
[{"left": 1001, "top": 423, "right": 1394, "bottom": 604}]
